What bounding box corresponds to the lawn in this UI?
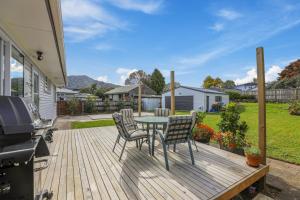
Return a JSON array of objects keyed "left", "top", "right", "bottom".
[
  {"left": 203, "top": 103, "right": 300, "bottom": 165},
  {"left": 71, "top": 119, "right": 115, "bottom": 129}
]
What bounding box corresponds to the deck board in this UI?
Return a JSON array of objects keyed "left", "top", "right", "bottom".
[{"left": 41, "top": 127, "right": 268, "bottom": 200}]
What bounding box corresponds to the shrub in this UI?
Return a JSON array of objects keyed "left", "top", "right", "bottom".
[
  {"left": 130, "top": 98, "right": 135, "bottom": 110},
  {"left": 85, "top": 96, "right": 96, "bottom": 113},
  {"left": 104, "top": 99, "right": 110, "bottom": 112},
  {"left": 193, "top": 124, "right": 214, "bottom": 143},
  {"left": 117, "top": 101, "right": 124, "bottom": 111},
  {"left": 217, "top": 102, "right": 248, "bottom": 148},
  {"left": 67, "top": 98, "right": 79, "bottom": 115},
  {"left": 288, "top": 101, "right": 300, "bottom": 115},
  {"left": 226, "top": 91, "right": 241, "bottom": 101},
  {"left": 195, "top": 111, "right": 206, "bottom": 124}
]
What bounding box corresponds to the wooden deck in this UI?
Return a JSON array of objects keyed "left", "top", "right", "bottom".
[{"left": 39, "top": 127, "right": 269, "bottom": 200}]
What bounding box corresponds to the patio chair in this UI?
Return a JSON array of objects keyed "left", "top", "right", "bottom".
[
  {"left": 112, "top": 113, "right": 151, "bottom": 161},
  {"left": 157, "top": 115, "right": 195, "bottom": 170},
  {"left": 190, "top": 111, "right": 199, "bottom": 152},
  {"left": 154, "top": 108, "right": 171, "bottom": 117},
  {"left": 120, "top": 109, "right": 137, "bottom": 131}
]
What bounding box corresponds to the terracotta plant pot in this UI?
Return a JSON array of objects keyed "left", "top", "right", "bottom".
[{"left": 245, "top": 153, "right": 261, "bottom": 167}]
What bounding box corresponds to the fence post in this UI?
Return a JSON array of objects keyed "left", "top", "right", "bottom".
[{"left": 170, "top": 71, "right": 175, "bottom": 115}]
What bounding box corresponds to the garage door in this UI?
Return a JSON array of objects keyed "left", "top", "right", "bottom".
[{"left": 165, "top": 96, "right": 193, "bottom": 110}]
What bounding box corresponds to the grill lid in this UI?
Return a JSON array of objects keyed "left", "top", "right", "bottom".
[{"left": 0, "top": 96, "right": 34, "bottom": 135}]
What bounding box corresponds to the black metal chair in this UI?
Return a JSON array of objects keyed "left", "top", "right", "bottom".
[
  {"left": 112, "top": 113, "right": 151, "bottom": 161},
  {"left": 156, "top": 115, "right": 195, "bottom": 170}
]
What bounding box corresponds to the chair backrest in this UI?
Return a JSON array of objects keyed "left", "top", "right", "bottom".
[
  {"left": 120, "top": 109, "right": 137, "bottom": 129},
  {"left": 112, "top": 112, "right": 131, "bottom": 139},
  {"left": 190, "top": 111, "right": 197, "bottom": 131},
  {"left": 164, "top": 115, "right": 193, "bottom": 144},
  {"left": 154, "top": 108, "right": 171, "bottom": 117}
]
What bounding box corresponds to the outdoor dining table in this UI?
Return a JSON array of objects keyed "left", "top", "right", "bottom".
[{"left": 134, "top": 116, "right": 168, "bottom": 156}]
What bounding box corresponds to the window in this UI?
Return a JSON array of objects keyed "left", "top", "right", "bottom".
[
  {"left": 44, "top": 77, "right": 51, "bottom": 94},
  {"left": 215, "top": 96, "right": 222, "bottom": 102},
  {"left": 11, "top": 46, "right": 24, "bottom": 97}
]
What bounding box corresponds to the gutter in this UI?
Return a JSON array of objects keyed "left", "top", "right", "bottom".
[{"left": 44, "top": 0, "right": 67, "bottom": 86}]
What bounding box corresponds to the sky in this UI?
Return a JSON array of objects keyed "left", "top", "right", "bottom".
[{"left": 61, "top": 0, "right": 300, "bottom": 86}]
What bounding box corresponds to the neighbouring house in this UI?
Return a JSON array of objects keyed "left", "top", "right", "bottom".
[
  {"left": 105, "top": 85, "right": 161, "bottom": 111},
  {"left": 0, "top": 1, "right": 66, "bottom": 120},
  {"left": 162, "top": 86, "right": 229, "bottom": 112},
  {"left": 56, "top": 88, "right": 78, "bottom": 101},
  {"left": 235, "top": 82, "right": 257, "bottom": 91}
]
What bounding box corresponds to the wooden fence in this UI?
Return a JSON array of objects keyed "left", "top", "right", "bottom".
[
  {"left": 242, "top": 88, "right": 300, "bottom": 102},
  {"left": 57, "top": 99, "right": 137, "bottom": 116}
]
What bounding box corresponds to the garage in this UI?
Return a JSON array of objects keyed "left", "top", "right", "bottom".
[
  {"left": 161, "top": 85, "right": 229, "bottom": 112},
  {"left": 165, "top": 96, "right": 193, "bottom": 110}
]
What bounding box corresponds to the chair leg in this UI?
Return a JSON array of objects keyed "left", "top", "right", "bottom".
[
  {"left": 136, "top": 140, "right": 138, "bottom": 148},
  {"left": 193, "top": 139, "right": 199, "bottom": 152},
  {"left": 119, "top": 140, "right": 127, "bottom": 161},
  {"left": 113, "top": 135, "right": 120, "bottom": 152},
  {"left": 162, "top": 143, "right": 169, "bottom": 171},
  {"left": 173, "top": 144, "right": 176, "bottom": 152},
  {"left": 188, "top": 139, "right": 195, "bottom": 165},
  {"left": 139, "top": 139, "right": 143, "bottom": 150}
]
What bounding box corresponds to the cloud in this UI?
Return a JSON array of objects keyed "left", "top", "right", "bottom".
[
  {"left": 62, "top": 0, "right": 127, "bottom": 41},
  {"left": 107, "top": 0, "right": 164, "bottom": 14},
  {"left": 116, "top": 67, "right": 138, "bottom": 85},
  {"left": 97, "top": 75, "right": 109, "bottom": 82},
  {"left": 210, "top": 23, "right": 224, "bottom": 31},
  {"left": 217, "top": 9, "right": 241, "bottom": 20},
  {"left": 10, "top": 60, "right": 23, "bottom": 73},
  {"left": 234, "top": 65, "right": 282, "bottom": 85}
]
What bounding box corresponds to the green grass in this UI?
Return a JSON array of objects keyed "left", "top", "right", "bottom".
[
  {"left": 71, "top": 119, "right": 115, "bottom": 129},
  {"left": 203, "top": 103, "right": 300, "bottom": 164}
]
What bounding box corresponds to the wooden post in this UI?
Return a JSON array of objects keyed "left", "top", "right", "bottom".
[
  {"left": 256, "top": 47, "right": 267, "bottom": 189},
  {"left": 170, "top": 71, "right": 175, "bottom": 115},
  {"left": 138, "top": 84, "right": 142, "bottom": 117}
]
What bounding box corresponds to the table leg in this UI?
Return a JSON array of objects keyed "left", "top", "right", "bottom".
[
  {"left": 152, "top": 123, "right": 156, "bottom": 156},
  {"left": 147, "top": 123, "right": 151, "bottom": 155}
]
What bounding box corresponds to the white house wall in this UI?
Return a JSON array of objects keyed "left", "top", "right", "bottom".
[{"left": 162, "top": 87, "right": 229, "bottom": 111}]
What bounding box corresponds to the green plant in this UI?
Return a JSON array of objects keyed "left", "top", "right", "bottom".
[
  {"left": 67, "top": 98, "right": 79, "bottom": 115},
  {"left": 104, "top": 99, "right": 110, "bottom": 112},
  {"left": 211, "top": 102, "right": 223, "bottom": 112},
  {"left": 244, "top": 146, "right": 261, "bottom": 156},
  {"left": 288, "top": 101, "right": 300, "bottom": 115},
  {"left": 226, "top": 91, "right": 241, "bottom": 101},
  {"left": 193, "top": 124, "right": 214, "bottom": 143},
  {"left": 130, "top": 97, "right": 135, "bottom": 110},
  {"left": 195, "top": 111, "right": 206, "bottom": 124},
  {"left": 85, "top": 96, "right": 96, "bottom": 113},
  {"left": 217, "top": 102, "right": 248, "bottom": 148},
  {"left": 117, "top": 101, "right": 124, "bottom": 111}
]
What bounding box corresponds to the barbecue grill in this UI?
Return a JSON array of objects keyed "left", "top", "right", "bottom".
[{"left": 0, "top": 96, "right": 54, "bottom": 200}]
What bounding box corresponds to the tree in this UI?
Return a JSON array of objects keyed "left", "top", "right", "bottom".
[
  {"left": 163, "top": 82, "right": 181, "bottom": 92},
  {"left": 150, "top": 69, "right": 165, "bottom": 94},
  {"left": 223, "top": 80, "right": 236, "bottom": 89},
  {"left": 214, "top": 77, "right": 224, "bottom": 88},
  {"left": 125, "top": 70, "right": 151, "bottom": 86},
  {"left": 279, "top": 59, "right": 300, "bottom": 80},
  {"left": 203, "top": 76, "right": 215, "bottom": 88},
  {"left": 90, "top": 83, "right": 97, "bottom": 94}
]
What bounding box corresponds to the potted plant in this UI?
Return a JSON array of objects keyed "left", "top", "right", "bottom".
[
  {"left": 193, "top": 124, "right": 214, "bottom": 144},
  {"left": 244, "top": 146, "right": 261, "bottom": 167}
]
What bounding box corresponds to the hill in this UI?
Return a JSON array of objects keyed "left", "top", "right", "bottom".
[{"left": 67, "top": 75, "right": 118, "bottom": 90}]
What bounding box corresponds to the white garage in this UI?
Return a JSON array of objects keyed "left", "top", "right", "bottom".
[{"left": 162, "top": 86, "right": 229, "bottom": 112}]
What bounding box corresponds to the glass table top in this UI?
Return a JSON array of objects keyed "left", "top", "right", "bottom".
[{"left": 134, "top": 116, "right": 169, "bottom": 124}]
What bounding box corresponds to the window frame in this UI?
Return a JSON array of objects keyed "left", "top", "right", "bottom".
[{"left": 215, "top": 96, "right": 222, "bottom": 102}]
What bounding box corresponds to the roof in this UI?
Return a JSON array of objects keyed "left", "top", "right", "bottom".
[
  {"left": 105, "top": 85, "right": 139, "bottom": 95},
  {"left": 57, "top": 88, "right": 78, "bottom": 94},
  {"left": 0, "top": 0, "right": 66, "bottom": 86},
  {"left": 236, "top": 82, "right": 257, "bottom": 87},
  {"left": 164, "top": 85, "right": 227, "bottom": 95}
]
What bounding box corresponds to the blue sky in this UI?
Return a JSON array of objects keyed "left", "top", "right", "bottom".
[{"left": 62, "top": 0, "right": 300, "bottom": 86}]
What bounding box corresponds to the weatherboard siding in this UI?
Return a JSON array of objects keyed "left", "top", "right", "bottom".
[{"left": 39, "top": 71, "right": 57, "bottom": 120}]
